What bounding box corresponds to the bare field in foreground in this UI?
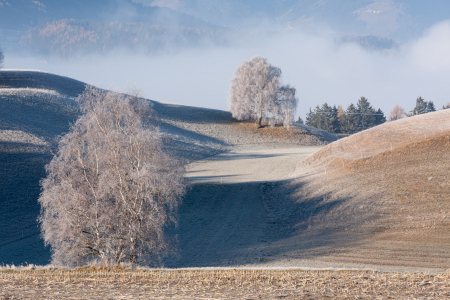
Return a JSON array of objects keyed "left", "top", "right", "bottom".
[{"left": 1, "top": 268, "right": 450, "bottom": 299}]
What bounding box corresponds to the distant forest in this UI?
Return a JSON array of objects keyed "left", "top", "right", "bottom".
[
  {"left": 302, "top": 97, "right": 385, "bottom": 135},
  {"left": 303, "top": 96, "right": 441, "bottom": 136}
]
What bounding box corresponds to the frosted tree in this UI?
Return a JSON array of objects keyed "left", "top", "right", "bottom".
[
  {"left": 229, "top": 56, "right": 298, "bottom": 129},
  {"left": 337, "top": 105, "right": 346, "bottom": 123},
  {"left": 388, "top": 104, "right": 405, "bottom": 121},
  {"left": 38, "top": 87, "right": 185, "bottom": 267}
]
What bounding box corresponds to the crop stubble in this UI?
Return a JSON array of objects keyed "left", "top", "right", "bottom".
[{"left": 1, "top": 269, "right": 450, "bottom": 299}]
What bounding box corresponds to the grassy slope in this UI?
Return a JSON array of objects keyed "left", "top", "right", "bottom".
[
  {"left": 280, "top": 110, "right": 450, "bottom": 269},
  {"left": 0, "top": 71, "right": 84, "bottom": 265}
]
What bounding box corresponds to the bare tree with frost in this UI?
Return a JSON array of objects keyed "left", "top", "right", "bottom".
[
  {"left": 388, "top": 104, "right": 405, "bottom": 121},
  {"left": 38, "top": 87, "right": 185, "bottom": 267},
  {"left": 229, "top": 56, "right": 298, "bottom": 129}
]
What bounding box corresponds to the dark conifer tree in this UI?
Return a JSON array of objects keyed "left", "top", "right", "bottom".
[
  {"left": 374, "top": 108, "right": 386, "bottom": 125},
  {"left": 306, "top": 106, "right": 320, "bottom": 128},
  {"left": 341, "top": 103, "right": 359, "bottom": 134},
  {"left": 426, "top": 101, "right": 436, "bottom": 112},
  {"left": 411, "top": 97, "right": 428, "bottom": 116},
  {"left": 356, "top": 97, "right": 376, "bottom": 131}
]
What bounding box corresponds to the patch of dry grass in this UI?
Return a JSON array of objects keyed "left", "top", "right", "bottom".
[
  {"left": 1, "top": 268, "right": 450, "bottom": 299},
  {"left": 284, "top": 111, "right": 450, "bottom": 269},
  {"left": 234, "top": 121, "right": 337, "bottom": 145},
  {"left": 299, "top": 109, "right": 450, "bottom": 171}
]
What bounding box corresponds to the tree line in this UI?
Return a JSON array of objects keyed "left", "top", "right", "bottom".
[
  {"left": 303, "top": 97, "right": 386, "bottom": 135},
  {"left": 388, "top": 96, "right": 437, "bottom": 121},
  {"left": 303, "top": 96, "right": 443, "bottom": 135}
]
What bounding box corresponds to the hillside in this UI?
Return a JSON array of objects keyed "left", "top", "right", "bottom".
[
  {"left": 0, "top": 0, "right": 214, "bottom": 31},
  {"left": 0, "top": 70, "right": 335, "bottom": 266},
  {"left": 3, "top": 70, "right": 450, "bottom": 273},
  {"left": 265, "top": 110, "right": 450, "bottom": 270}
]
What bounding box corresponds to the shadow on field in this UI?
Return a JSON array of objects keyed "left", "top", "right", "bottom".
[
  {"left": 151, "top": 101, "right": 233, "bottom": 125},
  {"left": 0, "top": 93, "right": 80, "bottom": 146},
  {"left": 164, "top": 178, "right": 380, "bottom": 267},
  {"left": 0, "top": 151, "right": 52, "bottom": 266},
  {"left": 159, "top": 122, "right": 228, "bottom": 147}
]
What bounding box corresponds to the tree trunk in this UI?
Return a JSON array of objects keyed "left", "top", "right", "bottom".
[{"left": 256, "top": 116, "right": 262, "bottom": 128}]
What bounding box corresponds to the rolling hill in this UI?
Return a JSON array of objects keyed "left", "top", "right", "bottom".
[
  {"left": 273, "top": 110, "right": 450, "bottom": 270},
  {"left": 0, "top": 70, "right": 335, "bottom": 266},
  {"left": 4, "top": 69, "right": 450, "bottom": 272}
]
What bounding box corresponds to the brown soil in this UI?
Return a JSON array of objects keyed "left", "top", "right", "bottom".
[
  {"left": 285, "top": 113, "right": 450, "bottom": 270},
  {"left": 2, "top": 269, "right": 450, "bottom": 299},
  {"left": 345, "top": 132, "right": 450, "bottom": 248}
]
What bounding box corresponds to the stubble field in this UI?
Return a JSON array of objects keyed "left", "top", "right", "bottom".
[{"left": 2, "top": 268, "right": 450, "bottom": 299}]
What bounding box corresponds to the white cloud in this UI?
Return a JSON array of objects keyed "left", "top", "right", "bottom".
[{"left": 408, "top": 21, "right": 450, "bottom": 71}]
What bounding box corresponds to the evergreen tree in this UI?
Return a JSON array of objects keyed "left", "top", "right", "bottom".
[
  {"left": 305, "top": 99, "right": 385, "bottom": 135},
  {"left": 426, "top": 101, "right": 436, "bottom": 112},
  {"left": 319, "top": 103, "right": 332, "bottom": 132},
  {"left": 297, "top": 116, "right": 304, "bottom": 124},
  {"left": 356, "top": 97, "right": 376, "bottom": 131},
  {"left": 410, "top": 97, "right": 428, "bottom": 116},
  {"left": 305, "top": 104, "right": 340, "bottom": 133},
  {"left": 341, "top": 103, "right": 359, "bottom": 134},
  {"left": 374, "top": 108, "right": 386, "bottom": 125},
  {"left": 306, "top": 106, "right": 320, "bottom": 128},
  {"left": 408, "top": 97, "right": 436, "bottom": 116},
  {"left": 327, "top": 105, "right": 340, "bottom": 134}
]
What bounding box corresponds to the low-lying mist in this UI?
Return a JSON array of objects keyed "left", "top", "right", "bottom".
[{"left": 5, "top": 20, "right": 450, "bottom": 120}]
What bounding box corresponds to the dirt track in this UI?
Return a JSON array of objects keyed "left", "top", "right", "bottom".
[{"left": 165, "top": 147, "right": 321, "bottom": 267}]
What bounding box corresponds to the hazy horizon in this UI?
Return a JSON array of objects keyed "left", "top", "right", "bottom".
[{"left": 2, "top": 1, "right": 450, "bottom": 120}]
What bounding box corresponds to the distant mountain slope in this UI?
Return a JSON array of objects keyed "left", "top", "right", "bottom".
[
  {"left": 0, "top": 0, "right": 215, "bottom": 30},
  {"left": 4, "top": 0, "right": 449, "bottom": 55},
  {"left": 148, "top": 0, "right": 450, "bottom": 39},
  {"left": 0, "top": 0, "right": 219, "bottom": 53}
]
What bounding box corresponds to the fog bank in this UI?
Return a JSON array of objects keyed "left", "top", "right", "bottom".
[{"left": 5, "top": 21, "right": 450, "bottom": 119}]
